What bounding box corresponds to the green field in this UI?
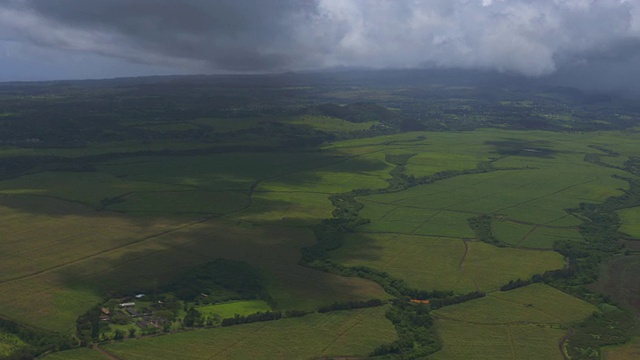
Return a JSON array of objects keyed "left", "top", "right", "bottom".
[
  {"left": 431, "top": 284, "right": 596, "bottom": 360},
  {"left": 433, "top": 284, "right": 596, "bottom": 325},
  {"left": 618, "top": 207, "right": 640, "bottom": 238},
  {"left": 43, "top": 347, "right": 110, "bottom": 360},
  {"left": 103, "top": 307, "right": 397, "bottom": 360},
  {"left": 332, "top": 233, "right": 564, "bottom": 292},
  {"left": 493, "top": 220, "right": 582, "bottom": 249},
  {"left": 431, "top": 320, "right": 566, "bottom": 360},
  {"left": 196, "top": 300, "right": 272, "bottom": 319},
  {"left": 358, "top": 163, "right": 625, "bottom": 229}
]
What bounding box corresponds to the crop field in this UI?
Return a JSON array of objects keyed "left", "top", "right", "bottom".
[
  {"left": 431, "top": 320, "right": 566, "bottom": 360},
  {"left": 432, "top": 284, "right": 596, "bottom": 325},
  {"left": 602, "top": 337, "right": 640, "bottom": 360},
  {"left": 332, "top": 233, "right": 564, "bottom": 292},
  {"left": 618, "top": 207, "right": 640, "bottom": 238},
  {"left": 358, "top": 163, "right": 625, "bottom": 229},
  {"left": 592, "top": 255, "right": 640, "bottom": 315},
  {"left": 492, "top": 220, "right": 582, "bottom": 249},
  {"left": 103, "top": 307, "right": 397, "bottom": 360},
  {"left": 430, "top": 284, "right": 595, "bottom": 360}
]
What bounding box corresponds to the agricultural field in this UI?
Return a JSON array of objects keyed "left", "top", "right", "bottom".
[
  {"left": 432, "top": 284, "right": 596, "bottom": 325},
  {"left": 618, "top": 207, "right": 640, "bottom": 239},
  {"left": 431, "top": 284, "right": 596, "bottom": 359},
  {"left": 492, "top": 220, "right": 583, "bottom": 249},
  {"left": 332, "top": 233, "right": 564, "bottom": 292},
  {"left": 431, "top": 320, "right": 566, "bottom": 360},
  {"left": 2, "top": 74, "right": 640, "bottom": 359},
  {"left": 602, "top": 337, "right": 640, "bottom": 360},
  {"left": 102, "top": 307, "right": 396, "bottom": 360},
  {"left": 592, "top": 255, "right": 640, "bottom": 316}
]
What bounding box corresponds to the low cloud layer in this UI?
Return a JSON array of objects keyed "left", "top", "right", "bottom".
[{"left": 1, "top": 0, "right": 640, "bottom": 78}]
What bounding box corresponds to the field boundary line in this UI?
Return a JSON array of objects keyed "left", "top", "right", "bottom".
[
  {"left": 459, "top": 239, "right": 469, "bottom": 271},
  {"left": 505, "top": 325, "right": 517, "bottom": 360},
  {"left": 93, "top": 344, "right": 122, "bottom": 360},
  {"left": 501, "top": 217, "right": 579, "bottom": 230},
  {"left": 517, "top": 224, "right": 539, "bottom": 246},
  {"left": 320, "top": 313, "right": 365, "bottom": 355}
]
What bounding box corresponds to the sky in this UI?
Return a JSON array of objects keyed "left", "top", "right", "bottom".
[{"left": 1, "top": 0, "right": 640, "bottom": 89}]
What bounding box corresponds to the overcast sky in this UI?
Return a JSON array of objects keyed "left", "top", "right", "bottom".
[{"left": 1, "top": 0, "right": 640, "bottom": 88}]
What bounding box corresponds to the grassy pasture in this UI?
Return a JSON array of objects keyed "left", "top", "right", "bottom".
[
  {"left": 196, "top": 300, "right": 271, "bottom": 319},
  {"left": 332, "top": 233, "right": 564, "bottom": 293},
  {"left": 618, "top": 207, "right": 640, "bottom": 238},
  {"left": 103, "top": 307, "right": 396, "bottom": 360},
  {"left": 431, "top": 320, "right": 566, "bottom": 360},
  {"left": 433, "top": 284, "right": 596, "bottom": 325}
]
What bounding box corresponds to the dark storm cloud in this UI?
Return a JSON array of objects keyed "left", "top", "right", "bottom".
[{"left": 1, "top": 0, "right": 640, "bottom": 77}]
